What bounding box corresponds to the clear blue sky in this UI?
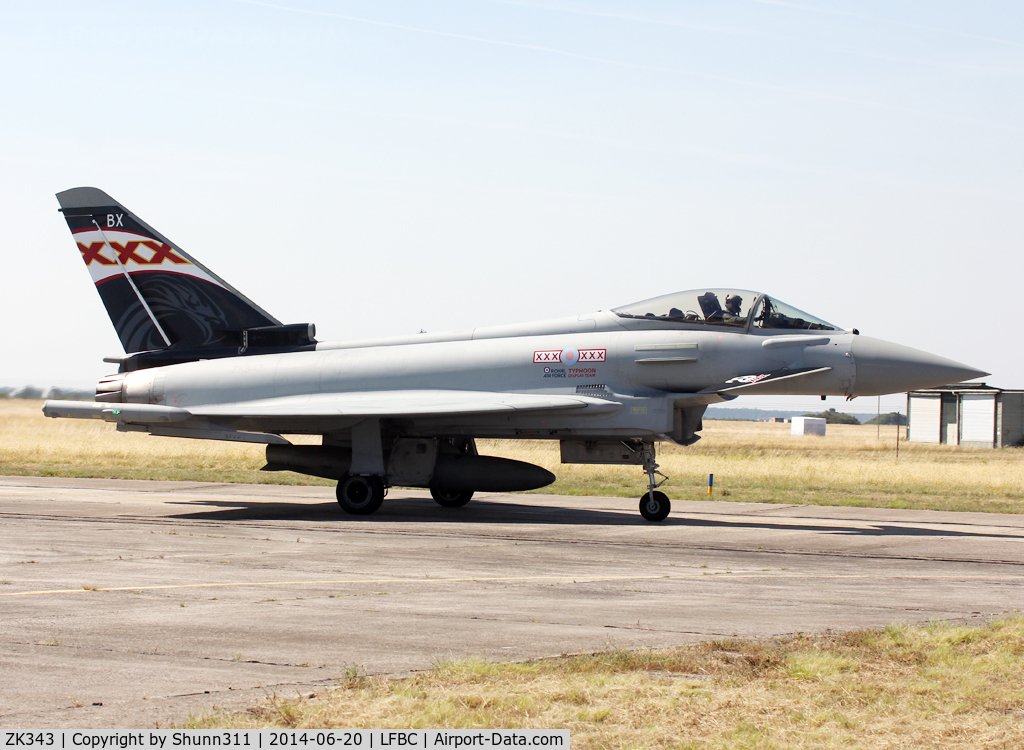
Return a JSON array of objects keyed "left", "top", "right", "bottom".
[{"left": 2, "top": 1, "right": 1020, "bottom": 414}]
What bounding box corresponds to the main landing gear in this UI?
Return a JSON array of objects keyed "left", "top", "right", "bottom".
[
  {"left": 335, "top": 478, "right": 474, "bottom": 514},
  {"left": 430, "top": 487, "right": 475, "bottom": 507},
  {"left": 336, "top": 474, "right": 386, "bottom": 515},
  {"left": 637, "top": 443, "right": 671, "bottom": 522}
]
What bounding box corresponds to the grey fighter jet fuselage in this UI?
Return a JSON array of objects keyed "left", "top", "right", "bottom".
[{"left": 44, "top": 188, "right": 988, "bottom": 521}]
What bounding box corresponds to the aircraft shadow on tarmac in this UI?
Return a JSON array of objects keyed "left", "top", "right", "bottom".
[
  {"left": 166, "top": 497, "right": 1024, "bottom": 540},
  {"left": 169, "top": 497, "right": 647, "bottom": 526}
]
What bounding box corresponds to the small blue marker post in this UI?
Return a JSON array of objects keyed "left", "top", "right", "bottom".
[{"left": 708, "top": 473, "right": 714, "bottom": 498}]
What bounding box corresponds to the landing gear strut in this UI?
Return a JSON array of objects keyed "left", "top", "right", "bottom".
[
  {"left": 336, "top": 474, "right": 386, "bottom": 515},
  {"left": 335, "top": 417, "right": 388, "bottom": 515},
  {"left": 637, "top": 442, "right": 670, "bottom": 522}
]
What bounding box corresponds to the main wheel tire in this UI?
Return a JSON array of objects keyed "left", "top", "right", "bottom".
[
  {"left": 639, "top": 490, "right": 671, "bottom": 522},
  {"left": 430, "top": 486, "right": 474, "bottom": 508},
  {"left": 336, "top": 475, "right": 386, "bottom": 515}
]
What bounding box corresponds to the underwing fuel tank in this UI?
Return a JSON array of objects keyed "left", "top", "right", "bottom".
[
  {"left": 264, "top": 444, "right": 555, "bottom": 492},
  {"left": 429, "top": 453, "right": 555, "bottom": 493}
]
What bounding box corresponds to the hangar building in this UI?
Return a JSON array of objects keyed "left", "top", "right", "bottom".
[{"left": 906, "top": 383, "right": 1024, "bottom": 448}]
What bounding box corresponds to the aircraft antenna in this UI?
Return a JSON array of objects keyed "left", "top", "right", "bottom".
[{"left": 91, "top": 219, "right": 172, "bottom": 349}]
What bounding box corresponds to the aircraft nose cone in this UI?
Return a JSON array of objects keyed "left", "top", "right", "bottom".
[{"left": 850, "top": 336, "right": 988, "bottom": 396}]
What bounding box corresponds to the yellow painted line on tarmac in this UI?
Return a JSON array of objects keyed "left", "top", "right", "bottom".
[{"left": 3, "top": 571, "right": 1022, "bottom": 598}]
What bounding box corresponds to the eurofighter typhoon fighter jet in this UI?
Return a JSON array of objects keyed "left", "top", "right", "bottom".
[{"left": 44, "top": 188, "right": 987, "bottom": 521}]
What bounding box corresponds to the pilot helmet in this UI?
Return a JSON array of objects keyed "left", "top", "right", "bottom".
[{"left": 725, "top": 294, "right": 743, "bottom": 311}]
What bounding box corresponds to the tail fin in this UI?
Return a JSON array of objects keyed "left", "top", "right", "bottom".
[{"left": 57, "top": 187, "right": 283, "bottom": 353}]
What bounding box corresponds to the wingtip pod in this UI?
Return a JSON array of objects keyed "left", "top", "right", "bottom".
[
  {"left": 42, "top": 400, "right": 192, "bottom": 423},
  {"left": 850, "top": 336, "right": 989, "bottom": 397},
  {"left": 56, "top": 186, "right": 280, "bottom": 354}
]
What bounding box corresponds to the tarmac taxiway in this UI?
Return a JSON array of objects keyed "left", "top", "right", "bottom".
[{"left": 1, "top": 476, "right": 1022, "bottom": 728}]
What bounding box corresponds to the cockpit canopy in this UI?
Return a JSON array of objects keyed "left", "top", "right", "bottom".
[{"left": 612, "top": 289, "right": 839, "bottom": 331}]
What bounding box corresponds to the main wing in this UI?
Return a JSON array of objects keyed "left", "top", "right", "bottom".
[
  {"left": 191, "top": 390, "right": 623, "bottom": 418},
  {"left": 43, "top": 390, "right": 622, "bottom": 442}
]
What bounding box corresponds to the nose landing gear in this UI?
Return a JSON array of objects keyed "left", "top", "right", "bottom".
[
  {"left": 640, "top": 490, "right": 671, "bottom": 522},
  {"left": 637, "top": 443, "right": 671, "bottom": 522}
]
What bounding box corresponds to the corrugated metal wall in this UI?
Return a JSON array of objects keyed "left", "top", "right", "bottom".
[
  {"left": 909, "top": 394, "right": 941, "bottom": 443},
  {"left": 960, "top": 394, "right": 996, "bottom": 447}
]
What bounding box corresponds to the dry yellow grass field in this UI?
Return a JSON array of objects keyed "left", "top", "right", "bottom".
[
  {"left": 2, "top": 399, "right": 1022, "bottom": 513},
  {"left": 187, "top": 617, "right": 1024, "bottom": 749},
  {"left": 0, "top": 399, "right": 317, "bottom": 485}
]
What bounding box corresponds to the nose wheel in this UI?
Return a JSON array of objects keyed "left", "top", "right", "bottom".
[
  {"left": 640, "top": 490, "right": 671, "bottom": 522},
  {"left": 637, "top": 442, "right": 670, "bottom": 522}
]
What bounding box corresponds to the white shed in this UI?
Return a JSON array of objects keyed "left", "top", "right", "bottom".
[
  {"left": 791, "top": 416, "right": 826, "bottom": 436},
  {"left": 907, "top": 384, "right": 1024, "bottom": 448}
]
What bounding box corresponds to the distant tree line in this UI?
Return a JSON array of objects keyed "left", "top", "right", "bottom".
[
  {"left": 797, "top": 408, "right": 907, "bottom": 426},
  {"left": 705, "top": 407, "right": 879, "bottom": 422},
  {"left": 862, "top": 412, "right": 907, "bottom": 426},
  {"left": 801, "top": 407, "right": 861, "bottom": 425}
]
